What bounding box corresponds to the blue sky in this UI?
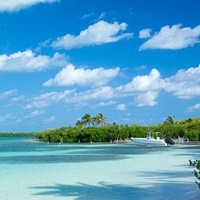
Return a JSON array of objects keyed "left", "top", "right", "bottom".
[{"left": 0, "top": 0, "right": 200, "bottom": 132}]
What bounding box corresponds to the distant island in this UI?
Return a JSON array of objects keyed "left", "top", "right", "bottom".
[{"left": 0, "top": 132, "right": 36, "bottom": 137}]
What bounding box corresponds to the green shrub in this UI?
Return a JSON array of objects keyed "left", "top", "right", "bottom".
[{"left": 189, "top": 160, "right": 200, "bottom": 189}]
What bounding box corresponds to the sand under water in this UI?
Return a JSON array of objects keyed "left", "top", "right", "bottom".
[{"left": 0, "top": 137, "right": 200, "bottom": 200}]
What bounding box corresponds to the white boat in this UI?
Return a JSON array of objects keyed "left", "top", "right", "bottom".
[{"left": 130, "top": 132, "right": 167, "bottom": 146}]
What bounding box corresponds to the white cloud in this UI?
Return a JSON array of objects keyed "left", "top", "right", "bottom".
[
  {"left": 25, "top": 101, "right": 49, "bottom": 109},
  {"left": 15, "top": 118, "right": 22, "bottom": 124},
  {"left": 51, "top": 20, "right": 133, "bottom": 49},
  {"left": 0, "top": 113, "right": 17, "bottom": 122},
  {"left": 24, "top": 87, "right": 115, "bottom": 110},
  {"left": 97, "top": 12, "right": 106, "bottom": 20},
  {"left": 8, "top": 64, "right": 199, "bottom": 112},
  {"left": 35, "top": 39, "right": 51, "bottom": 52},
  {"left": 116, "top": 104, "right": 126, "bottom": 110},
  {"left": 95, "top": 101, "right": 117, "bottom": 107},
  {"left": 25, "top": 87, "right": 115, "bottom": 110},
  {"left": 24, "top": 110, "right": 45, "bottom": 119},
  {"left": 0, "top": 50, "right": 67, "bottom": 72},
  {"left": 186, "top": 103, "right": 200, "bottom": 112},
  {"left": 164, "top": 65, "right": 200, "bottom": 99},
  {"left": 134, "top": 65, "right": 147, "bottom": 71},
  {"left": 0, "top": 113, "right": 22, "bottom": 124},
  {"left": 0, "top": 89, "right": 17, "bottom": 99},
  {"left": 134, "top": 91, "right": 158, "bottom": 107},
  {"left": 115, "top": 64, "right": 200, "bottom": 107},
  {"left": 44, "top": 116, "right": 56, "bottom": 122},
  {"left": 0, "top": 0, "right": 59, "bottom": 12},
  {"left": 82, "top": 12, "right": 95, "bottom": 19},
  {"left": 12, "top": 95, "right": 25, "bottom": 102},
  {"left": 139, "top": 28, "right": 151, "bottom": 39},
  {"left": 16, "top": 64, "right": 200, "bottom": 111},
  {"left": 25, "top": 90, "right": 75, "bottom": 109},
  {"left": 117, "top": 68, "right": 164, "bottom": 92},
  {"left": 66, "top": 86, "right": 115, "bottom": 103},
  {"left": 43, "top": 64, "right": 120, "bottom": 87},
  {"left": 139, "top": 24, "right": 200, "bottom": 51}
]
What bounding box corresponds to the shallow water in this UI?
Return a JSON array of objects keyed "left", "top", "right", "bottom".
[{"left": 0, "top": 137, "right": 200, "bottom": 200}]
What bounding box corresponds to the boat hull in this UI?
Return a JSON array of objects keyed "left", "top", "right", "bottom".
[{"left": 130, "top": 137, "right": 167, "bottom": 146}]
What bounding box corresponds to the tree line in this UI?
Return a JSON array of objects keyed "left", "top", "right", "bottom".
[
  {"left": 0, "top": 132, "right": 36, "bottom": 137},
  {"left": 35, "top": 114, "right": 200, "bottom": 143}
]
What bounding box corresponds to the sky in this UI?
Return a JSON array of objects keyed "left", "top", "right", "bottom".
[{"left": 0, "top": 0, "right": 200, "bottom": 132}]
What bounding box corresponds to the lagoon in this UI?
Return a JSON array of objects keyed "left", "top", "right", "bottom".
[{"left": 0, "top": 137, "right": 200, "bottom": 200}]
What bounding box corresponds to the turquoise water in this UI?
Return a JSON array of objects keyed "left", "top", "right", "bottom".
[{"left": 0, "top": 137, "right": 200, "bottom": 200}]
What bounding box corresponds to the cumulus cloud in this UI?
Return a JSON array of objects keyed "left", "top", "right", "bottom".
[
  {"left": 16, "top": 64, "right": 200, "bottom": 111},
  {"left": 139, "top": 24, "right": 200, "bottom": 51},
  {"left": 0, "top": 50, "right": 67, "bottom": 72},
  {"left": 115, "top": 104, "right": 126, "bottom": 110},
  {"left": 164, "top": 65, "right": 200, "bottom": 99},
  {"left": 43, "top": 64, "right": 120, "bottom": 87},
  {"left": 51, "top": 20, "right": 133, "bottom": 49},
  {"left": 0, "top": 0, "right": 59, "bottom": 12},
  {"left": 115, "top": 64, "right": 200, "bottom": 107},
  {"left": 134, "top": 91, "right": 158, "bottom": 107},
  {"left": 114, "top": 69, "right": 164, "bottom": 107},
  {"left": 139, "top": 28, "right": 152, "bottom": 39},
  {"left": 117, "top": 68, "right": 164, "bottom": 92}
]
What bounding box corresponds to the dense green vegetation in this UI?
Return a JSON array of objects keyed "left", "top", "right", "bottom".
[
  {"left": 189, "top": 160, "right": 200, "bottom": 189},
  {"left": 35, "top": 114, "right": 200, "bottom": 143},
  {"left": 0, "top": 132, "right": 36, "bottom": 137}
]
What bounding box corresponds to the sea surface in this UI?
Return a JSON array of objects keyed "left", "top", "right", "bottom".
[{"left": 0, "top": 137, "right": 200, "bottom": 200}]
